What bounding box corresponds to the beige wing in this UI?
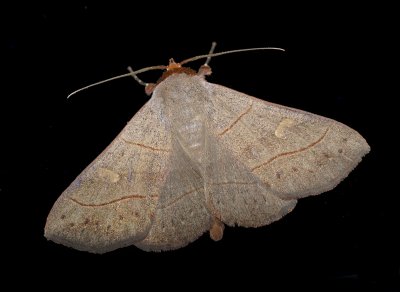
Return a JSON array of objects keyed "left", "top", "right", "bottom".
[
  {"left": 207, "top": 82, "right": 370, "bottom": 200},
  {"left": 45, "top": 96, "right": 172, "bottom": 253},
  {"left": 203, "top": 134, "right": 297, "bottom": 228},
  {"left": 201, "top": 81, "right": 369, "bottom": 227},
  {"left": 134, "top": 138, "right": 212, "bottom": 251}
]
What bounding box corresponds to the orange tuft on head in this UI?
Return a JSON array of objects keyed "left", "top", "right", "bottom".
[{"left": 167, "top": 58, "right": 182, "bottom": 70}]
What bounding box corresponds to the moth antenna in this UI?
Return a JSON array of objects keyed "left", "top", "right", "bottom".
[
  {"left": 204, "top": 42, "right": 217, "bottom": 66},
  {"left": 180, "top": 46, "right": 285, "bottom": 65},
  {"left": 67, "top": 65, "right": 166, "bottom": 99}
]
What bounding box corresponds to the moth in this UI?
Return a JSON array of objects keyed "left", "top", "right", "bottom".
[{"left": 45, "top": 43, "right": 370, "bottom": 253}]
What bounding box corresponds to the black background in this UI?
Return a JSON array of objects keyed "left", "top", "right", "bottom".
[{"left": 2, "top": 2, "right": 398, "bottom": 291}]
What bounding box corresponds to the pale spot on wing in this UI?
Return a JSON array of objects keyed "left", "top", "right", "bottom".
[
  {"left": 274, "top": 118, "right": 296, "bottom": 139},
  {"left": 97, "top": 167, "right": 120, "bottom": 183}
]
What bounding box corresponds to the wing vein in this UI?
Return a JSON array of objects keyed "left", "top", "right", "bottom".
[
  {"left": 218, "top": 102, "right": 253, "bottom": 136},
  {"left": 251, "top": 127, "right": 330, "bottom": 171},
  {"left": 161, "top": 187, "right": 203, "bottom": 209},
  {"left": 121, "top": 137, "right": 170, "bottom": 152},
  {"left": 68, "top": 194, "right": 158, "bottom": 207}
]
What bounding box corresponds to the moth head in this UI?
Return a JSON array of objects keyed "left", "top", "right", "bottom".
[{"left": 144, "top": 58, "right": 208, "bottom": 95}]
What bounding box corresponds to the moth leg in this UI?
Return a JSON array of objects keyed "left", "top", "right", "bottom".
[
  {"left": 198, "top": 42, "right": 217, "bottom": 76},
  {"left": 127, "top": 66, "right": 156, "bottom": 95},
  {"left": 209, "top": 217, "right": 225, "bottom": 241}
]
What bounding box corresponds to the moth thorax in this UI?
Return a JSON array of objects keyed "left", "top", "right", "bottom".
[{"left": 176, "top": 116, "right": 206, "bottom": 162}]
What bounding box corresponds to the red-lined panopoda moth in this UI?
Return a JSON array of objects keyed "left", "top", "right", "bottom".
[{"left": 45, "top": 43, "right": 370, "bottom": 253}]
